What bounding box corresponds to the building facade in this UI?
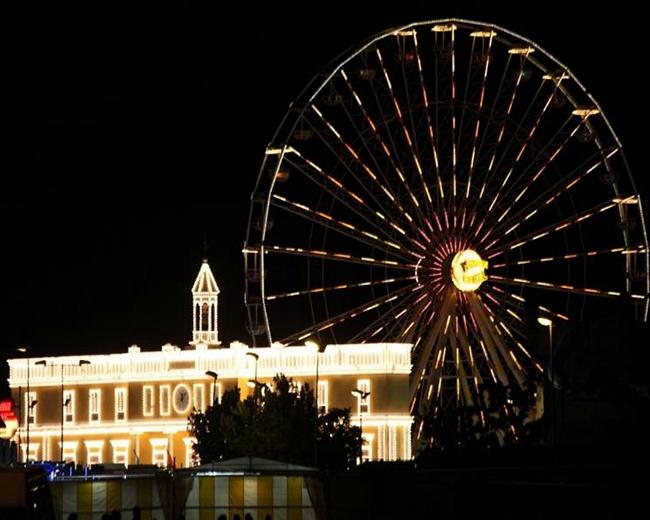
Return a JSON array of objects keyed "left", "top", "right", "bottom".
[{"left": 8, "top": 261, "right": 412, "bottom": 467}]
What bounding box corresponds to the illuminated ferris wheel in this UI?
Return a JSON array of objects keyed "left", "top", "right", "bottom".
[{"left": 243, "top": 19, "right": 649, "bottom": 435}]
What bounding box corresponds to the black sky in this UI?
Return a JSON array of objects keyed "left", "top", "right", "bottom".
[{"left": 1, "top": 1, "right": 647, "bottom": 369}]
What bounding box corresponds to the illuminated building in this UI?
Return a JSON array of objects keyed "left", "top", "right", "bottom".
[{"left": 8, "top": 260, "right": 412, "bottom": 466}]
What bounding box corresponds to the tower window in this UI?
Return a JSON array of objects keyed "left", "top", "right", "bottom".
[{"left": 201, "top": 303, "right": 209, "bottom": 331}]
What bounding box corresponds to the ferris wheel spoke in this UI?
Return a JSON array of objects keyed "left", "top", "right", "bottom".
[
  {"left": 489, "top": 274, "right": 626, "bottom": 299},
  {"left": 497, "top": 319, "right": 543, "bottom": 373},
  {"left": 491, "top": 148, "right": 619, "bottom": 238},
  {"left": 392, "top": 38, "right": 440, "bottom": 224},
  {"left": 309, "top": 103, "right": 423, "bottom": 234},
  {"left": 491, "top": 244, "right": 646, "bottom": 269},
  {"left": 472, "top": 294, "right": 527, "bottom": 387},
  {"left": 265, "top": 275, "right": 415, "bottom": 302},
  {"left": 466, "top": 295, "right": 510, "bottom": 386},
  {"left": 495, "top": 116, "right": 580, "bottom": 223},
  {"left": 465, "top": 312, "right": 499, "bottom": 385},
  {"left": 472, "top": 48, "right": 515, "bottom": 176},
  {"left": 412, "top": 31, "right": 444, "bottom": 200},
  {"left": 485, "top": 197, "right": 636, "bottom": 255},
  {"left": 455, "top": 31, "right": 478, "bottom": 188},
  {"left": 270, "top": 194, "right": 420, "bottom": 263},
  {"left": 299, "top": 115, "right": 414, "bottom": 235},
  {"left": 395, "top": 33, "right": 424, "bottom": 165},
  {"left": 264, "top": 245, "right": 415, "bottom": 271},
  {"left": 278, "top": 284, "right": 415, "bottom": 345},
  {"left": 398, "top": 299, "right": 435, "bottom": 343},
  {"left": 350, "top": 292, "right": 416, "bottom": 343},
  {"left": 464, "top": 31, "right": 496, "bottom": 199},
  {"left": 487, "top": 82, "right": 560, "bottom": 213},
  {"left": 476, "top": 52, "right": 531, "bottom": 200},
  {"left": 360, "top": 53, "right": 433, "bottom": 233},
  {"left": 487, "top": 284, "right": 570, "bottom": 323},
  {"left": 410, "top": 291, "right": 456, "bottom": 401},
  {"left": 379, "top": 39, "right": 429, "bottom": 203},
  {"left": 419, "top": 336, "right": 450, "bottom": 412},
  {"left": 339, "top": 67, "right": 433, "bottom": 228},
  {"left": 448, "top": 331, "right": 463, "bottom": 405},
  {"left": 456, "top": 323, "right": 484, "bottom": 396},
  {"left": 481, "top": 287, "right": 524, "bottom": 324},
  {"left": 282, "top": 154, "right": 417, "bottom": 251},
  {"left": 450, "top": 25, "right": 458, "bottom": 197}
]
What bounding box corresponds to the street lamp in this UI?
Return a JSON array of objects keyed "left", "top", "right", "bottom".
[
  {"left": 27, "top": 358, "right": 47, "bottom": 463},
  {"left": 53, "top": 360, "right": 91, "bottom": 462},
  {"left": 306, "top": 340, "right": 326, "bottom": 467},
  {"left": 247, "top": 379, "right": 267, "bottom": 392},
  {"left": 246, "top": 379, "right": 267, "bottom": 415},
  {"left": 245, "top": 352, "right": 260, "bottom": 387},
  {"left": 205, "top": 371, "right": 218, "bottom": 405},
  {"left": 16, "top": 346, "right": 32, "bottom": 463},
  {"left": 351, "top": 388, "right": 370, "bottom": 463},
  {"left": 538, "top": 316, "right": 556, "bottom": 467}
]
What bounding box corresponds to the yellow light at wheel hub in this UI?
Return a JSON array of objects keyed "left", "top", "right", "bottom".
[{"left": 451, "top": 249, "right": 488, "bottom": 292}]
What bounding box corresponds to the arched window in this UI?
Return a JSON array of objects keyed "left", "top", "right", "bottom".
[
  {"left": 195, "top": 303, "right": 200, "bottom": 331},
  {"left": 201, "top": 303, "right": 209, "bottom": 331},
  {"left": 211, "top": 303, "right": 216, "bottom": 331}
]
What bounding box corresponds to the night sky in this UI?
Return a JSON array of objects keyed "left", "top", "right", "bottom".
[{"left": 1, "top": 1, "right": 647, "bottom": 381}]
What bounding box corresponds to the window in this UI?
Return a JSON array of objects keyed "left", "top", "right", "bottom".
[
  {"left": 24, "top": 392, "right": 37, "bottom": 425},
  {"left": 160, "top": 385, "right": 171, "bottom": 416},
  {"left": 89, "top": 389, "right": 101, "bottom": 422},
  {"left": 110, "top": 440, "right": 130, "bottom": 466},
  {"left": 317, "top": 380, "right": 328, "bottom": 414},
  {"left": 143, "top": 386, "right": 154, "bottom": 416},
  {"left": 201, "top": 302, "right": 209, "bottom": 330},
  {"left": 63, "top": 390, "right": 75, "bottom": 423},
  {"left": 85, "top": 440, "right": 104, "bottom": 465},
  {"left": 115, "top": 388, "right": 127, "bottom": 421},
  {"left": 183, "top": 437, "right": 196, "bottom": 468},
  {"left": 150, "top": 438, "right": 168, "bottom": 467},
  {"left": 193, "top": 384, "right": 205, "bottom": 412},
  {"left": 357, "top": 379, "right": 370, "bottom": 414},
  {"left": 361, "top": 433, "right": 374, "bottom": 462}
]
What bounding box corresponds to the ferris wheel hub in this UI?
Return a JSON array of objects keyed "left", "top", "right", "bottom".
[{"left": 450, "top": 249, "right": 488, "bottom": 292}]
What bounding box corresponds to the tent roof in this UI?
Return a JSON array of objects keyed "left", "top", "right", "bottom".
[{"left": 188, "top": 456, "right": 317, "bottom": 475}]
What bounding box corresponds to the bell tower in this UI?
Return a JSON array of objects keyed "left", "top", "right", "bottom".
[{"left": 191, "top": 259, "right": 220, "bottom": 346}]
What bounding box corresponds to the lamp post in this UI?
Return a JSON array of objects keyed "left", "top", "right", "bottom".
[
  {"left": 205, "top": 371, "right": 219, "bottom": 405},
  {"left": 351, "top": 388, "right": 370, "bottom": 463},
  {"left": 45, "top": 360, "right": 91, "bottom": 462},
  {"left": 245, "top": 352, "right": 259, "bottom": 385},
  {"left": 538, "top": 316, "right": 556, "bottom": 467},
  {"left": 306, "top": 340, "right": 326, "bottom": 467},
  {"left": 16, "top": 346, "right": 31, "bottom": 463},
  {"left": 27, "top": 358, "right": 47, "bottom": 463},
  {"left": 246, "top": 352, "right": 262, "bottom": 418}
]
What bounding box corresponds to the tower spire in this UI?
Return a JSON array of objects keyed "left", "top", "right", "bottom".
[{"left": 191, "top": 258, "right": 220, "bottom": 346}]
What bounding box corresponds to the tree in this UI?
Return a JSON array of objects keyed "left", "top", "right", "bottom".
[
  {"left": 189, "top": 374, "right": 361, "bottom": 469},
  {"left": 416, "top": 379, "right": 544, "bottom": 465},
  {"left": 188, "top": 386, "right": 242, "bottom": 464},
  {"left": 317, "top": 408, "right": 361, "bottom": 471}
]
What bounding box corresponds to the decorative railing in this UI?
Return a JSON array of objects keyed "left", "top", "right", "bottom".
[{"left": 8, "top": 342, "right": 411, "bottom": 386}]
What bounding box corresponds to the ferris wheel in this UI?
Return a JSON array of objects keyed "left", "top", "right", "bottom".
[{"left": 243, "top": 19, "right": 649, "bottom": 433}]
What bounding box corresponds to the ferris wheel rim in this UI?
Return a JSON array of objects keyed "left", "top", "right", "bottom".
[{"left": 243, "top": 19, "right": 650, "bottom": 427}]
